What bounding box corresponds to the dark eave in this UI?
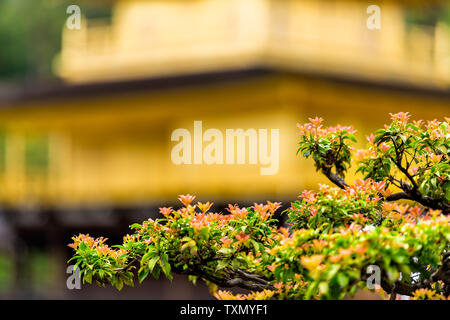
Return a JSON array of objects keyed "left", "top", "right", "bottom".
[{"left": 0, "top": 66, "right": 449, "bottom": 107}]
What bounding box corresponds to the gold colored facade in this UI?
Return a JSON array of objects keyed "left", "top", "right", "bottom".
[
  {"left": 0, "top": 0, "right": 448, "bottom": 209},
  {"left": 0, "top": 73, "right": 448, "bottom": 208}
]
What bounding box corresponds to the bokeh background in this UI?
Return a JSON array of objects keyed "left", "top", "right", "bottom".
[{"left": 0, "top": 0, "right": 448, "bottom": 299}]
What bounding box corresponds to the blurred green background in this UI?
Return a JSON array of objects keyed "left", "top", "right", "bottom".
[{"left": 0, "top": 0, "right": 111, "bottom": 82}]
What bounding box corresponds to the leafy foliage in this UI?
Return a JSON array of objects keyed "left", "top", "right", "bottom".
[
  {"left": 356, "top": 113, "right": 449, "bottom": 207},
  {"left": 69, "top": 113, "right": 450, "bottom": 300}
]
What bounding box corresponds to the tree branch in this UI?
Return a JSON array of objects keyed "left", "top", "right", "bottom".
[
  {"left": 111, "top": 258, "right": 138, "bottom": 272},
  {"left": 321, "top": 167, "right": 348, "bottom": 189},
  {"left": 234, "top": 269, "right": 272, "bottom": 286},
  {"left": 199, "top": 270, "right": 275, "bottom": 292},
  {"left": 384, "top": 192, "right": 411, "bottom": 202},
  {"left": 396, "top": 182, "right": 449, "bottom": 214},
  {"left": 320, "top": 165, "right": 448, "bottom": 213},
  {"left": 380, "top": 275, "right": 432, "bottom": 297},
  {"left": 378, "top": 253, "right": 450, "bottom": 297},
  {"left": 172, "top": 264, "right": 275, "bottom": 292}
]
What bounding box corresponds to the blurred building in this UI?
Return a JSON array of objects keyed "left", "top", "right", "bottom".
[
  {"left": 56, "top": 0, "right": 449, "bottom": 87},
  {"left": 0, "top": 0, "right": 448, "bottom": 299}
]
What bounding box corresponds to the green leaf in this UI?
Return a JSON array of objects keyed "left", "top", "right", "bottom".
[
  {"left": 148, "top": 256, "right": 160, "bottom": 272},
  {"left": 123, "top": 276, "right": 134, "bottom": 287},
  {"left": 142, "top": 251, "right": 154, "bottom": 264},
  {"left": 84, "top": 271, "right": 92, "bottom": 284},
  {"left": 319, "top": 281, "right": 329, "bottom": 295},
  {"left": 218, "top": 248, "right": 232, "bottom": 255},
  {"left": 152, "top": 264, "right": 161, "bottom": 280},
  {"left": 215, "top": 260, "right": 228, "bottom": 271},
  {"left": 160, "top": 253, "right": 172, "bottom": 280},
  {"left": 115, "top": 278, "right": 124, "bottom": 291},
  {"left": 138, "top": 267, "right": 149, "bottom": 284},
  {"left": 337, "top": 273, "right": 349, "bottom": 288},
  {"left": 393, "top": 254, "right": 409, "bottom": 264},
  {"left": 406, "top": 124, "right": 419, "bottom": 131},
  {"left": 188, "top": 275, "right": 198, "bottom": 285},
  {"left": 190, "top": 246, "right": 198, "bottom": 257},
  {"left": 445, "top": 187, "right": 450, "bottom": 201},
  {"left": 79, "top": 242, "right": 88, "bottom": 251}
]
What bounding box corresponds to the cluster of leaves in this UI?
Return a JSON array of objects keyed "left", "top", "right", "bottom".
[
  {"left": 297, "top": 117, "right": 356, "bottom": 177},
  {"left": 268, "top": 212, "right": 449, "bottom": 299},
  {"left": 288, "top": 179, "right": 386, "bottom": 232},
  {"left": 355, "top": 113, "right": 449, "bottom": 210},
  {"left": 68, "top": 196, "right": 449, "bottom": 299},
  {"left": 68, "top": 113, "right": 450, "bottom": 300},
  {"left": 69, "top": 195, "right": 283, "bottom": 292},
  {"left": 68, "top": 235, "right": 131, "bottom": 290},
  {"left": 411, "top": 288, "right": 449, "bottom": 300}
]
